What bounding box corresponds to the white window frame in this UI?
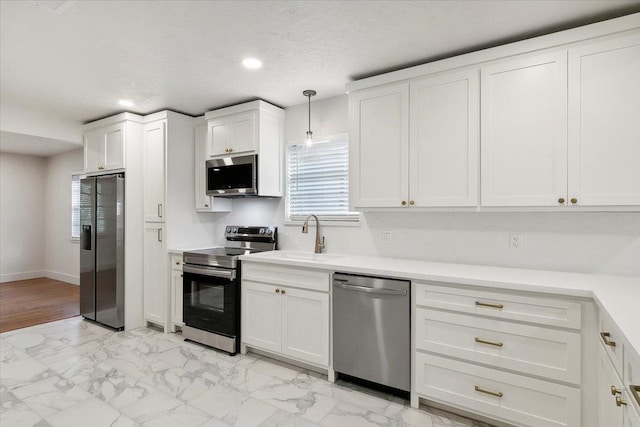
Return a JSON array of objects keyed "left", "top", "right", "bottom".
[
  {"left": 285, "top": 132, "right": 360, "bottom": 226},
  {"left": 70, "top": 171, "right": 85, "bottom": 242}
]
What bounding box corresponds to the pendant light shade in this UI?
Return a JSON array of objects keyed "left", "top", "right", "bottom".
[{"left": 303, "top": 90, "right": 316, "bottom": 146}]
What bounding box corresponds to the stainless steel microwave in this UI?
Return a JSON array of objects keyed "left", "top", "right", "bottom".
[{"left": 206, "top": 154, "right": 258, "bottom": 196}]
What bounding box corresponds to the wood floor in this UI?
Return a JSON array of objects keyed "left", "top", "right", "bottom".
[{"left": 0, "top": 277, "right": 79, "bottom": 333}]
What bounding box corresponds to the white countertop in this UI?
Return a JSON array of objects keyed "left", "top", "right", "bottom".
[{"left": 240, "top": 250, "right": 640, "bottom": 358}]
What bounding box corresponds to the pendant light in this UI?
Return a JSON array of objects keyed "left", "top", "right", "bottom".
[{"left": 303, "top": 89, "right": 316, "bottom": 146}]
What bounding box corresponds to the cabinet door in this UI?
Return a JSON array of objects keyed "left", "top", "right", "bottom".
[
  {"left": 230, "top": 111, "right": 257, "bottom": 154},
  {"left": 481, "top": 51, "right": 568, "bottom": 207},
  {"left": 171, "top": 269, "right": 183, "bottom": 327},
  {"left": 626, "top": 401, "right": 640, "bottom": 427},
  {"left": 350, "top": 82, "right": 409, "bottom": 208},
  {"left": 568, "top": 34, "right": 640, "bottom": 206},
  {"left": 281, "top": 287, "right": 329, "bottom": 367},
  {"left": 242, "top": 281, "right": 281, "bottom": 353},
  {"left": 410, "top": 70, "right": 479, "bottom": 207},
  {"left": 84, "top": 123, "right": 125, "bottom": 172},
  {"left": 144, "top": 223, "right": 166, "bottom": 326},
  {"left": 598, "top": 344, "right": 624, "bottom": 427},
  {"left": 208, "top": 117, "right": 232, "bottom": 157},
  {"left": 143, "top": 120, "right": 166, "bottom": 222}
]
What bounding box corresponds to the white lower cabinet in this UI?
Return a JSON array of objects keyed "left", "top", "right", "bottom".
[
  {"left": 413, "top": 282, "right": 582, "bottom": 426},
  {"left": 170, "top": 254, "right": 183, "bottom": 330},
  {"left": 143, "top": 223, "right": 166, "bottom": 327},
  {"left": 241, "top": 262, "right": 330, "bottom": 368},
  {"left": 415, "top": 352, "right": 580, "bottom": 427}
]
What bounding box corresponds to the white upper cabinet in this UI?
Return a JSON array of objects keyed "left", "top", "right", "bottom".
[
  {"left": 480, "top": 51, "right": 568, "bottom": 207},
  {"left": 568, "top": 34, "right": 640, "bottom": 206},
  {"left": 207, "top": 110, "right": 257, "bottom": 157},
  {"left": 410, "top": 70, "right": 479, "bottom": 207},
  {"left": 143, "top": 120, "right": 166, "bottom": 222},
  {"left": 349, "top": 82, "right": 409, "bottom": 208},
  {"left": 194, "top": 123, "right": 232, "bottom": 212},
  {"left": 84, "top": 122, "right": 125, "bottom": 173}
]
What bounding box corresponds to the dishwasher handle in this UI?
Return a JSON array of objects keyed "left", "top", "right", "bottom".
[{"left": 334, "top": 281, "right": 407, "bottom": 296}]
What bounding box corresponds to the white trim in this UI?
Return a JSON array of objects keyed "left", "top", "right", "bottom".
[
  {"left": 284, "top": 217, "right": 362, "bottom": 228},
  {"left": 0, "top": 271, "right": 46, "bottom": 283},
  {"left": 45, "top": 271, "right": 79, "bottom": 285}
]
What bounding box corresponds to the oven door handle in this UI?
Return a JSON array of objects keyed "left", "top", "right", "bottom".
[{"left": 183, "top": 265, "right": 236, "bottom": 280}]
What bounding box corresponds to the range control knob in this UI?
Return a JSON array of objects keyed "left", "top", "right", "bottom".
[
  {"left": 259, "top": 228, "right": 265, "bottom": 235},
  {"left": 232, "top": 227, "right": 238, "bottom": 233},
  {"left": 266, "top": 229, "right": 272, "bottom": 235},
  {"left": 226, "top": 227, "right": 231, "bottom": 233}
]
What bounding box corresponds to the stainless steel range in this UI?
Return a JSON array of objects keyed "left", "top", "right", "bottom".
[{"left": 182, "top": 226, "right": 277, "bottom": 355}]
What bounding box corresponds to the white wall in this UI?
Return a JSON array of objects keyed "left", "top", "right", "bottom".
[
  {"left": 44, "top": 149, "right": 83, "bottom": 284},
  {"left": 0, "top": 103, "right": 83, "bottom": 144},
  {"left": 215, "top": 95, "right": 640, "bottom": 277},
  {"left": 0, "top": 152, "right": 47, "bottom": 281}
]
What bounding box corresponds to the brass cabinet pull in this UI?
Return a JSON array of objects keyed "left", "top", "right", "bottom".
[
  {"left": 175, "top": 261, "right": 180, "bottom": 265},
  {"left": 616, "top": 396, "right": 627, "bottom": 407},
  {"left": 570, "top": 197, "right": 578, "bottom": 204},
  {"left": 611, "top": 386, "right": 622, "bottom": 395},
  {"left": 281, "top": 289, "right": 286, "bottom": 295},
  {"left": 475, "top": 338, "right": 503, "bottom": 347},
  {"left": 475, "top": 386, "right": 503, "bottom": 398},
  {"left": 409, "top": 200, "right": 415, "bottom": 206},
  {"left": 401, "top": 200, "right": 407, "bottom": 206},
  {"left": 558, "top": 197, "right": 565, "bottom": 204},
  {"left": 630, "top": 385, "right": 640, "bottom": 406},
  {"left": 204, "top": 204, "right": 209, "bottom": 208},
  {"left": 475, "top": 301, "right": 504, "bottom": 309},
  {"left": 600, "top": 332, "right": 616, "bottom": 347},
  {"left": 275, "top": 289, "right": 280, "bottom": 294},
  {"left": 180, "top": 274, "right": 183, "bottom": 277},
  {"left": 228, "top": 148, "right": 233, "bottom": 153}
]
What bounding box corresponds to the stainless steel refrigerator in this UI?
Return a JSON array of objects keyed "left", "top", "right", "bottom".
[{"left": 80, "top": 174, "right": 125, "bottom": 329}]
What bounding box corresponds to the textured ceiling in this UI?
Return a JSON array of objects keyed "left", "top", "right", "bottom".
[{"left": 1, "top": 0, "right": 639, "bottom": 126}]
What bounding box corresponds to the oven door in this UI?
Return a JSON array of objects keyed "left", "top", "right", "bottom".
[{"left": 182, "top": 264, "right": 238, "bottom": 337}]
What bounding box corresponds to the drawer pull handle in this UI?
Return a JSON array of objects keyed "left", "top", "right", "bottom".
[
  {"left": 600, "top": 332, "right": 616, "bottom": 347},
  {"left": 475, "top": 338, "right": 503, "bottom": 347},
  {"left": 611, "top": 386, "right": 622, "bottom": 395},
  {"left": 475, "top": 301, "right": 504, "bottom": 309},
  {"left": 616, "top": 396, "right": 627, "bottom": 407},
  {"left": 475, "top": 386, "right": 503, "bottom": 398},
  {"left": 631, "top": 385, "right": 640, "bottom": 406}
]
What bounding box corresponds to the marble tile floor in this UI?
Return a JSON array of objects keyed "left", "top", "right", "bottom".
[{"left": 0, "top": 317, "right": 494, "bottom": 427}]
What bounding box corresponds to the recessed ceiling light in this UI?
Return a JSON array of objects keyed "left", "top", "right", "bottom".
[
  {"left": 118, "top": 99, "right": 134, "bottom": 107},
  {"left": 242, "top": 58, "right": 262, "bottom": 70}
]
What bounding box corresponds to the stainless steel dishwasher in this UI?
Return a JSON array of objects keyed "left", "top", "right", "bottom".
[{"left": 332, "top": 272, "right": 410, "bottom": 392}]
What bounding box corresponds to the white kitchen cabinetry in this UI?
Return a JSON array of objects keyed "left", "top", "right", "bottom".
[
  {"left": 480, "top": 51, "right": 568, "bottom": 207},
  {"left": 241, "top": 262, "right": 330, "bottom": 368},
  {"left": 143, "top": 120, "right": 166, "bottom": 222},
  {"left": 349, "top": 82, "right": 409, "bottom": 208},
  {"left": 144, "top": 223, "right": 165, "bottom": 327},
  {"left": 568, "top": 34, "right": 640, "bottom": 207},
  {"left": 204, "top": 100, "right": 284, "bottom": 197},
  {"left": 413, "top": 282, "right": 582, "bottom": 426},
  {"left": 84, "top": 122, "right": 125, "bottom": 173},
  {"left": 409, "top": 70, "right": 479, "bottom": 207},
  {"left": 194, "top": 122, "right": 232, "bottom": 212},
  {"left": 170, "top": 254, "right": 183, "bottom": 331},
  {"left": 350, "top": 70, "right": 479, "bottom": 209}
]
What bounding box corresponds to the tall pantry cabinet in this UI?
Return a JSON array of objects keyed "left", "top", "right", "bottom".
[{"left": 142, "top": 111, "right": 194, "bottom": 331}]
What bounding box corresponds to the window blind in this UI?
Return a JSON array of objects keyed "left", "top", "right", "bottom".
[
  {"left": 287, "top": 137, "right": 358, "bottom": 222},
  {"left": 71, "top": 174, "right": 82, "bottom": 239}
]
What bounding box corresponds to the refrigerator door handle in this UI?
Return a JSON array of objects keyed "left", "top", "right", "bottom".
[{"left": 81, "top": 225, "right": 92, "bottom": 250}]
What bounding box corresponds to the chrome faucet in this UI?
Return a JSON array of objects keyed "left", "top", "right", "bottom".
[{"left": 301, "top": 214, "right": 326, "bottom": 254}]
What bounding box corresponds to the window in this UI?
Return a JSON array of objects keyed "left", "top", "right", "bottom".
[
  {"left": 286, "top": 133, "right": 359, "bottom": 223},
  {"left": 71, "top": 173, "right": 83, "bottom": 240}
]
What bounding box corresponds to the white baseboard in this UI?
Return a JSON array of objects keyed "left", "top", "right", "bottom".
[
  {"left": 0, "top": 271, "right": 46, "bottom": 283},
  {"left": 45, "top": 271, "right": 79, "bottom": 285}
]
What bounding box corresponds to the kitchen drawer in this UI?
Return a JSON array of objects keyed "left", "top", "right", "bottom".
[
  {"left": 171, "top": 254, "right": 183, "bottom": 271},
  {"left": 415, "top": 352, "right": 581, "bottom": 427},
  {"left": 242, "top": 262, "right": 330, "bottom": 292},
  {"left": 599, "top": 307, "right": 624, "bottom": 376},
  {"left": 625, "top": 344, "right": 640, "bottom": 412},
  {"left": 415, "top": 282, "right": 581, "bottom": 329},
  {"left": 416, "top": 308, "right": 581, "bottom": 385}
]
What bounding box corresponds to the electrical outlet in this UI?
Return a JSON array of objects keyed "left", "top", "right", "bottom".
[
  {"left": 380, "top": 231, "right": 392, "bottom": 242},
  {"left": 510, "top": 234, "right": 522, "bottom": 250}
]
